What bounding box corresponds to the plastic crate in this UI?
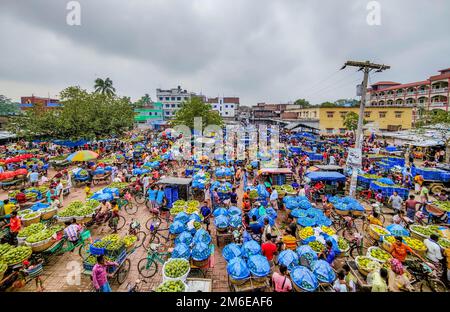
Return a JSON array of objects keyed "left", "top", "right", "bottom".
[
  {"left": 105, "top": 243, "right": 125, "bottom": 259},
  {"left": 89, "top": 240, "right": 107, "bottom": 256}
]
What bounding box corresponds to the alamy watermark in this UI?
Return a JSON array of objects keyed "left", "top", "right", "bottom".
[
  {"left": 66, "top": 1, "right": 81, "bottom": 26},
  {"left": 366, "top": 1, "right": 381, "bottom": 26}
]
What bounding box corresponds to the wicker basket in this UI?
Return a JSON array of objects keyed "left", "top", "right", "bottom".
[
  {"left": 368, "top": 224, "right": 390, "bottom": 241},
  {"left": 229, "top": 276, "right": 250, "bottom": 285},
  {"left": 381, "top": 240, "right": 393, "bottom": 252},
  {"left": 409, "top": 228, "right": 428, "bottom": 241},
  {"left": 26, "top": 238, "right": 56, "bottom": 253},
  {"left": 335, "top": 209, "right": 349, "bottom": 216},
  {"left": 40, "top": 208, "right": 57, "bottom": 220},
  {"left": 22, "top": 214, "right": 41, "bottom": 227},
  {"left": 351, "top": 210, "right": 364, "bottom": 217},
  {"left": 192, "top": 257, "right": 209, "bottom": 268}
]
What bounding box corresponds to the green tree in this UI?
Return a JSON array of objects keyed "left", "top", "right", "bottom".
[
  {"left": 170, "top": 97, "right": 223, "bottom": 129},
  {"left": 134, "top": 93, "right": 152, "bottom": 108},
  {"left": 343, "top": 111, "right": 367, "bottom": 136},
  {"left": 8, "top": 86, "right": 134, "bottom": 140},
  {"left": 294, "top": 98, "right": 311, "bottom": 108},
  {"left": 0, "top": 95, "right": 20, "bottom": 116},
  {"left": 319, "top": 101, "right": 337, "bottom": 108},
  {"left": 94, "top": 77, "right": 116, "bottom": 96}
]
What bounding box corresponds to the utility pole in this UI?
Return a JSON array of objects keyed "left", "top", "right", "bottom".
[{"left": 341, "top": 60, "right": 390, "bottom": 197}]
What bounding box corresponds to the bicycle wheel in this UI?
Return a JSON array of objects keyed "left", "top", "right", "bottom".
[
  {"left": 78, "top": 242, "right": 90, "bottom": 260},
  {"left": 145, "top": 216, "right": 162, "bottom": 231},
  {"left": 135, "top": 193, "right": 145, "bottom": 204},
  {"left": 137, "top": 258, "right": 158, "bottom": 278},
  {"left": 117, "top": 259, "right": 131, "bottom": 285},
  {"left": 134, "top": 231, "right": 147, "bottom": 249},
  {"left": 108, "top": 216, "right": 126, "bottom": 231},
  {"left": 145, "top": 233, "right": 160, "bottom": 248},
  {"left": 124, "top": 202, "right": 138, "bottom": 215},
  {"left": 420, "top": 279, "right": 447, "bottom": 292}
]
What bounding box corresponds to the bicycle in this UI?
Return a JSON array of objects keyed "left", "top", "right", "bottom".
[
  {"left": 137, "top": 243, "right": 171, "bottom": 278},
  {"left": 144, "top": 216, "right": 171, "bottom": 248},
  {"left": 118, "top": 196, "right": 138, "bottom": 215},
  {"left": 126, "top": 279, "right": 148, "bottom": 292},
  {"left": 405, "top": 258, "right": 447, "bottom": 292},
  {"left": 335, "top": 215, "right": 365, "bottom": 242},
  {"left": 127, "top": 186, "right": 145, "bottom": 204},
  {"left": 128, "top": 219, "right": 146, "bottom": 249},
  {"left": 85, "top": 210, "right": 126, "bottom": 231}
]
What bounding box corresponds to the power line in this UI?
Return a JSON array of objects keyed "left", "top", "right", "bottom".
[{"left": 305, "top": 70, "right": 362, "bottom": 101}]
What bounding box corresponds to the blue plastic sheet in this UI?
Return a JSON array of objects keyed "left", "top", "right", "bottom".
[
  {"left": 311, "top": 259, "right": 336, "bottom": 283},
  {"left": 213, "top": 208, "right": 228, "bottom": 217},
  {"left": 386, "top": 224, "right": 410, "bottom": 237},
  {"left": 175, "top": 231, "right": 193, "bottom": 245},
  {"left": 222, "top": 243, "right": 242, "bottom": 262},
  {"left": 296, "top": 245, "right": 318, "bottom": 267},
  {"left": 172, "top": 243, "right": 191, "bottom": 259},
  {"left": 169, "top": 221, "right": 186, "bottom": 234},
  {"left": 242, "top": 240, "right": 261, "bottom": 257},
  {"left": 229, "top": 215, "right": 242, "bottom": 228},
  {"left": 277, "top": 250, "right": 299, "bottom": 269},
  {"left": 102, "top": 188, "right": 119, "bottom": 197},
  {"left": 265, "top": 208, "right": 277, "bottom": 220},
  {"left": 90, "top": 192, "right": 114, "bottom": 201},
  {"left": 227, "top": 257, "right": 250, "bottom": 280},
  {"left": 299, "top": 200, "right": 313, "bottom": 210},
  {"left": 297, "top": 216, "right": 316, "bottom": 227},
  {"left": 193, "top": 228, "right": 212, "bottom": 245},
  {"left": 191, "top": 242, "right": 210, "bottom": 261},
  {"left": 228, "top": 206, "right": 242, "bottom": 216},
  {"left": 291, "top": 266, "right": 319, "bottom": 292},
  {"left": 291, "top": 209, "right": 307, "bottom": 218},
  {"left": 247, "top": 255, "right": 270, "bottom": 277},
  {"left": 377, "top": 178, "right": 394, "bottom": 185},
  {"left": 215, "top": 215, "right": 230, "bottom": 229},
  {"left": 174, "top": 212, "right": 190, "bottom": 224},
  {"left": 31, "top": 202, "right": 50, "bottom": 211},
  {"left": 248, "top": 208, "right": 259, "bottom": 219},
  {"left": 189, "top": 214, "right": 202, "bottom": 222}
]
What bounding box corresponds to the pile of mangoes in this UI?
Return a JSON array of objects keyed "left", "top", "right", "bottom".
[
  {"left": 369, "top": 247, "right": 392, "bottom": 262},
  {"left": 403, "top": 237, "right": 427, "bottom": 251},
  {"left": 164, "top": 259, "right": 190, "bottom": 278},
  {"left": 321, "top": 226, "right": 335, "bottom": 236},
  {"left": 0, "top": 243, "right": 13, "bottom": 257},
  {"left": 155, "top": 280, "right": 185, "bottom": 292},
  {"left": 337, "top": 238, "right": 349, "bottom": 251},
  {"left": 308, "top": 241, "right": 325, "bottom": 253},
  {"left": 1, "top": 246, "right": 32, "bottom": 265},
  {"left": 123, "top": 235, "right": 137, "bottom": 248},
  {"left": 22, "top": 212, "right": 40, "bottom": 220},
  {"left": 18, "top": 223, "right": 45, "bottom": 238},
  {"left": 299, "top": 227, "right": 314, "bottom": 240},
  {"left": 26, "top": 229, "right": 54, "bottom": 244}
]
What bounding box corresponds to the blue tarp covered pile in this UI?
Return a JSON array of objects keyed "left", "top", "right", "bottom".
[{"left": 305, "top": 171, "right": 346, "bottom": 182}]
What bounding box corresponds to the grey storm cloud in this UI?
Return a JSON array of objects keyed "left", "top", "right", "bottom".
[{"left": 0, "top": 0, "right": 449, "bottom": 105}]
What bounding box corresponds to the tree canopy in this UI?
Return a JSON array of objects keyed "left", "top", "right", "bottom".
[
  {"left": 170, "top": 97, "right": 223, "bottom": 129},
  {"left": 319, "top": 101, "right": 337, "bottom": 108},
  {"left": 294, "top": 98, "right": 311, "bottom": 108},
  {"left": 94, "top": 77, "right": 116, "bottom": 97},
  {"left": 8, "top": 86, "right": 134, "bottom": 140},
  {"left": 134, "top": 93, "right": 152, "bottom": 108},
  {"left": 0, "top": 95, "right": 20, "bottom": 116},
  {"left": 343, "top": 111, "right": 367, "bottom": 134}
]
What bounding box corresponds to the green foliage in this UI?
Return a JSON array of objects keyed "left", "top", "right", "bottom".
[
  {"left": 0, "top": 95, "right": 20, "bottom": 116},
  {"left": 94, "top": 77, "right": 116, "bottom": 97},
  {"left": 294, "top": 99, "right": 311, "bottom": 108},
  {"left": 342, "top": 111, "right": 367, "bottom": 132},
  {"left": 134, "top": 94, "right": 152, "bottom": 108},
  {"left": 8, "top": 86, "right": 134, "bottom": 140},
  {"left": 319, "top": 101, "right": 337, "bottom": 108},
  {"left": 416, "top": 109, "right": 450, "bottom": 127},
  {"left": 170, "top": 97, "right": 223, "bottom": 129}
]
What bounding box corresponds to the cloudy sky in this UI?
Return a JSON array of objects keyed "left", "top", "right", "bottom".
[{"left": 0, "top": 0, "right": 449, "bottom": 105}]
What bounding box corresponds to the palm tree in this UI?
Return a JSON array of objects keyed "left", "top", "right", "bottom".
[{"left": 94, "top": 78, "right": 116, "bottom": 96}]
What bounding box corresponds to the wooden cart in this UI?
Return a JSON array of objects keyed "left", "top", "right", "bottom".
[
  {"left": 344, "top": 259, "right": 372, "bottom": 292},
  {"left": 227, "top": 275, "right": 270, "bottom": 292}
]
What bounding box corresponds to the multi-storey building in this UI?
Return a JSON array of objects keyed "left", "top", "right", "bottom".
[
  {"left": 134, "top": 102, "right": 164, "bottom": 128},
  {"left": 366, "top": 68, "right": 450, "bottom": 123},
  {"left": 206, "top": 97, "right": 239, "bottom": 118},
  {"left": 282, "top": 106, "right": 413, "bottom": 134},
  {"left": 156, "top": 86, "right": 196, "bottom": 119},
  {"left": 251, "top": 103, "right": 297, "bottom": 120},
  {"left": 20, "top": 96, "right": 61, "bottom": 111}
]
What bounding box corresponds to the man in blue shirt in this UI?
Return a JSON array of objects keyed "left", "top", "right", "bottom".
[
  {"left": 29, "top": 170, "right": 39, "bottom": 187},
  {"left": 249, "top": 215, "right": 262, "bottom": 234},
  {"left": 200, "top": 201, "right": 211, "bottom": 231}
]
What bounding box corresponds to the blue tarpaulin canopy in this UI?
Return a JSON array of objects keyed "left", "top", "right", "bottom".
[
  {"left": 53, "top": 140, "right": 89, "bottom": 147},
  {"left": 305, "top": 171, "right": 346, "bottom": 182}
]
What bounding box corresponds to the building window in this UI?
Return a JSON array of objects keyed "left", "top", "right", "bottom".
[
  {"left": 326, "top": 128, "right": 334, "bottom": 134},
  {"left": 225, "top": 112, "right": 228, "bottom": 115},
  {"left": 177, "top": 104, "right": 181, "bottom": 108},
  {"left": 225, "top": 105, "right": 228, "bottom": 108},
  {"left": 177, "top": 97, "right": 181, "bottom": 101},
  {"left": 339, "top": 128, "right": 346, "bottom": 134},
  {"left": 230, "top": 105, "right": 234, "bottom": 108},
  {"left": 165, "top": 111, "right": 170, "bottom": 115},
  {"left": 159, "top": 97, "right": 163, "bottom": 101},
  {"left": 165, "top": 97, "right": 170, "bottom": 101},
  {"left": 327, "top": 112, "right": 334, "bottom": 118},
  {"left": 395, "top": 111, "right": 402, "bottom": 118},
  {"left": 165, "top": 104, "right": 170, "bottom": 108},
  {"left": 171, "top": 104, "right": 175, "bottom": 108},
  {"left": 379, "top": 111, "right": 387, "bottom": 118},
  {"left": 364, "top": 112, "right": 371, "bottom": 118},
  {"left": 170, "top": 97, "right": 175, "bottom": 101},
  {"left": 340, "top": 112, "right": 348, "bottom": 118}
]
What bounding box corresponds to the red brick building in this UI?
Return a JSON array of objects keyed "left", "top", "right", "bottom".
[{"left": 20, "top": 96, "right": 61, "bottom": 111}]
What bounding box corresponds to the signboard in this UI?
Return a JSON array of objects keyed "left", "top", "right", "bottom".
[
  {"left": 346, "top": 147, "right": 362, "bottom": 167},
  {"left": 356, "top": 84, "right": 363, "bottom": 96}
]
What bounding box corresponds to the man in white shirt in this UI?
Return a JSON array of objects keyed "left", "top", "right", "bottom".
[
  {"left": 270, "top": 186, "right": 279, "bottom": 210},
  {"left": 388, "top": 191, "right": 403, "bottom": 214},
  {"left": 298, "top": 186, "right": 306, "bottom": 197},
  {"left": 424, "top": 234, "right": 443, "bottom": 263}
]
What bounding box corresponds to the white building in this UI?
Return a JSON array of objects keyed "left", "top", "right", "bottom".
[
  {"left": 156, "top": 86, "right": 196, "bottom": 119},
  {"left": 206, "top": 97, "right": 240, "bottom": 118}
]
